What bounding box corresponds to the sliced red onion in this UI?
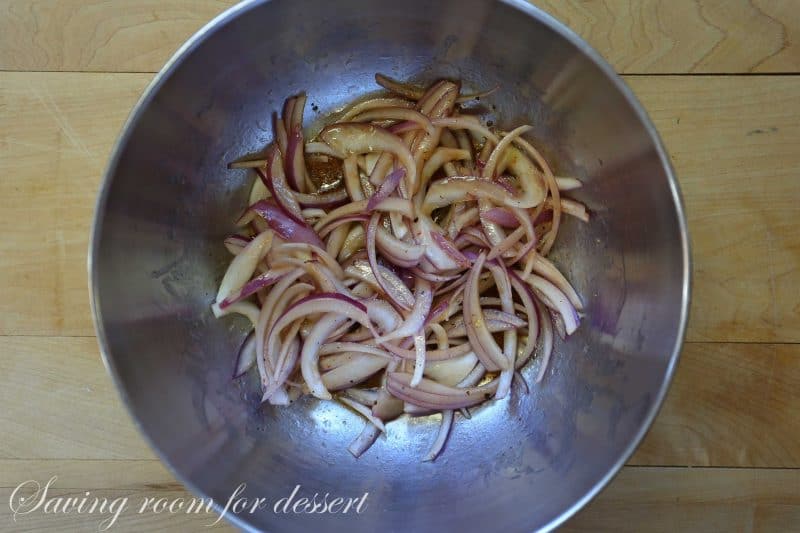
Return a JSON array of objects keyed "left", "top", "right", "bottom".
[
  {"left": 485, "top": 258, "right": 517, "bottom": 399},
  {"left": 223, "top": 234, "right": 252, "bottom": 255},
  {"left": 387, "top": 372, "right": 499, "bottom": 410},
  {"left": 530, "top": 254, "right": 583, "bottom": 310},
  {"left": 313, "top": 197, "right": 413, "bottom": 232},
  {"left": 411, "top": 268, "right": 461, "bottom": 283},
  {"left": 256, "top": 147, "right": 304, "bottom": 223},
  {"left": 444, "top": 309, "right": 525, "bottom": 337},
  {"left": 251, "top": 200, "right": 324, "bottom": 249},
  {"left": 365, "top": 299, "right": 403, "bottom": 334},
  {"left": 353, "top": 107, "right": 436, "bottom": 136},
  {"left": 345, "top": 259, "right": 415, "bottom": 310},
  {"left": 214, "top": 230, "right": 273, "bottom": 305},
  {"left": 430, "top": 230, "right": 471, "bottom": 269},
  {"left": 294, "top": 188, "right": 349, "bottom": 209},
  {"left": 343, "top": 388, "right": 379, "bottom": 406},
  {"left": 339, "top": 96, "right": 414, "bottom": 122},
  {"left": 218, "top": 267, "right": 291, "bottom": 309},
  {"left": 462, "top": 254, "right": 508, "bottom": 372},
  {"left": 320, "top": 123, "right": 417, "bottom": 193},
  {"left": 273, "top": 242, "right": 345, "bottom": 278},
  {"left": 212, "top": 301, "right": 260, "bottom": 328},
  {"left": 285, "top": 127, "right": 307, "bottom": 192},
  {"left": 535, "top": 299, "right": 554, "bottom": 383},
  {"left": 319, "top": 214, "right": 369, "bottom": 239},
  {"left": 375, "top": 73, "right": 427, "bottom": 100},
  {"left": 375, "top": 227, "right": 424, "bottom": 267},
  {"left": 423, "top": 176, "right": 513, "bottom": 213},
  {"left": 348, "top": 423, "right": 382, "bottom": 458},
  {"left": 508, "top": 271, "right": 540, "bottom": 367},
  {"left": 319, "top": 342, "right": 393, "bottom": 359},
  {"left": 556, "top": 176, "right": 582, "bottom": 191},
  {"left": 424, "top": 352, "right": 478, "bottom": 386},
  {"left": 266, "top": 294, "right": 377, "bottom": 380},
  {"left": 338, "top": 396, "right": 387, "bottom": 433},
  {"left": 367, "top": 213, "right": 414, "bottom": 311},
  {"left": 227, "top": 158, "right": 268, "bottom": 169},
  {"left": 273, "top": 111, "right": 288, "bottom": 154},
  {"left": 367, "top": 167, "right": 405, "bottom": 211},
  {"left": 410, "top": 329, "right": 427, "bottom": 387},
  {"left": 482, "top": 125, "right": 532, "bottom": 178},
  {"left": 523, "top": 273, "right": 580, "bottom": 335},
  {"left": 233, "top": 331, "right": 257, "bottom": 379},
  {"left": 375, "top": 278, "right": 432, "bottom": 343},
  {"left": 424, "top": 409, "right": 454, "bottom": 462},
  {"left": 381, "top": 340, "right": 472, "bottom": 362},
  {"left": 254, "top": 271, "right": 308, "bottom": 384},
  {"left": 305, "top": 141, "right": 341, "bottom": 157},
  {"left": 561, "top": 198, "right": 590, "bottom": 222},
  {"left": 425, "top": 298, "right": 451, "bottom": 325},
  {"left": 301, "top": 313, "right": 351, "bottom": 399},
  {"left": 420, "top": 147, "right": 471, "bottom": 186},
  {"left": 263, "top": 319, "right": 303, "bottom": 402},
  {"left": 388, "top": 120, "right": 423, "bottom": 134},
  {"left": 481, "top": 207, "right": 519, "bottom": 228},
  {"left": 432, "top": 116, "right": 499, "bottom": 145}
]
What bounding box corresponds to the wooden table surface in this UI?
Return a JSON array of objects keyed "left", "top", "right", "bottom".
[{"left": 1, "top": 1, "right": 799, "bottom": 531}]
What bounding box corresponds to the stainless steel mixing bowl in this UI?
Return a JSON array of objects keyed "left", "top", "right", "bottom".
[{"left": 89, "top": 0, "right": 690, "bottom": 530}]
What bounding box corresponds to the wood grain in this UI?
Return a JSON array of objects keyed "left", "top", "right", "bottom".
[
  {"left": 566, "top": 466, "right": 800, "bottom": 532},
  {"left": 1, "top": 1, "right": 798, "bottom": 74},
  {"left": 0, "top": 0, "right": 232, "bottom": 73},
  {"left": 0, "top": 336, "right": 154, "bottom": 460},
  {"left": 2, "top": 73, "right": 799, "bottom": 342},
  {"left": 537, "top": 0, "right": 800, "bottom": 74},
  {"left": 626, "top": 75, "right": 800, "bottom": 343},
  {"left": 631, "top": 343, "right": 800, "bottom": 468},
  {"left": 2, "top": 336, "right": 798, "bottom": 467},
  {"left": 0, "top": 72, "right": 150, "bottom": 336}
]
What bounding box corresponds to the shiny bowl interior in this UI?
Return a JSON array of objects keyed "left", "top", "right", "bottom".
[{"left": 90, "top": 0, "right": 690, "bottom": 531}]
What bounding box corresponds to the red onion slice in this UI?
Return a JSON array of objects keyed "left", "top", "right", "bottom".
[
  {"left": 251, "top": 200, "right": 324, "bottom": 249},
  {"left": 338, "top": 397, "right": 387, "bottom": 433},
  {"left": 232, "top": 331, "right": 257, "bottom": 379},
  {"left": 339, "top": 96, "right": 414, "bottom": 122},
  {"left": 375, "top": 278, "right": 432, "bottom": 343},
  {"left": 381, "top": 340, "right": 472, "bottom": 362},
  {"left": 223, "top": 234, "right": 252, "bottom": 255},
  {"left": 387, "top": 372, "right": 499, "bottom": 410},
  {"left": 535, "top": 299, "right": 554, "bottom": 383},
  {"left": 556, "top": 176, "right": 582, "bottom": 191},
  {"left": 256, "top": 147, "right": 304, "bottom": 223},
  {"left": 410, "top": 329, "right": 427, "bottom": 387},
  {"left": 301, "top": 313, "right": 351, "bottom": 399},
  {"left": 367, "top": 213, "right": 414, "bottom": 311},
  {"left": 348, "top": 423, "right": 382, "bottom": 458},
  {"left": 293, "top": 188, "right": 349, "bottom": 209},
  {"left": 523, "top": 273, "right": 580, "bottom": 335},
  {"left": 481, "top": 207, "right": 519, "bottom": 228},
  {"left": 217, "top": 267, "right": 291, "bottom": 310},
  {"left": 424, "top": 409, "right": 454, "bottom": 462},
  {"left": 320, "top": 123, "right": 417, "bottom": 193},
  {"left": 353, "top": 107, "right": 436, "bottom": 136},
  {"left": 530, "top": 254, "right": 583, "bottom": 310},
  {"left": 463, "top": 253, "right": 509, "bottom": 371},
  {"left": 430, "top": 231, "right": 471, "bottom": 269},
  {"left": 213, "top": 230, "right": 273, "bottom": 305},
  {"left": 367, "top": 167, "right": 406, "bottom": 211}
]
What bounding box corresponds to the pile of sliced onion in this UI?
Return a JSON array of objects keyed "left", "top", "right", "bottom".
[{"left": 217, "top": 74, "right": 588, "bottom": 460}]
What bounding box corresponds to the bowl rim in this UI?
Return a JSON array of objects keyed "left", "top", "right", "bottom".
[{"left": 88, "top": 0, "right": 692, "bottom": 531}]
